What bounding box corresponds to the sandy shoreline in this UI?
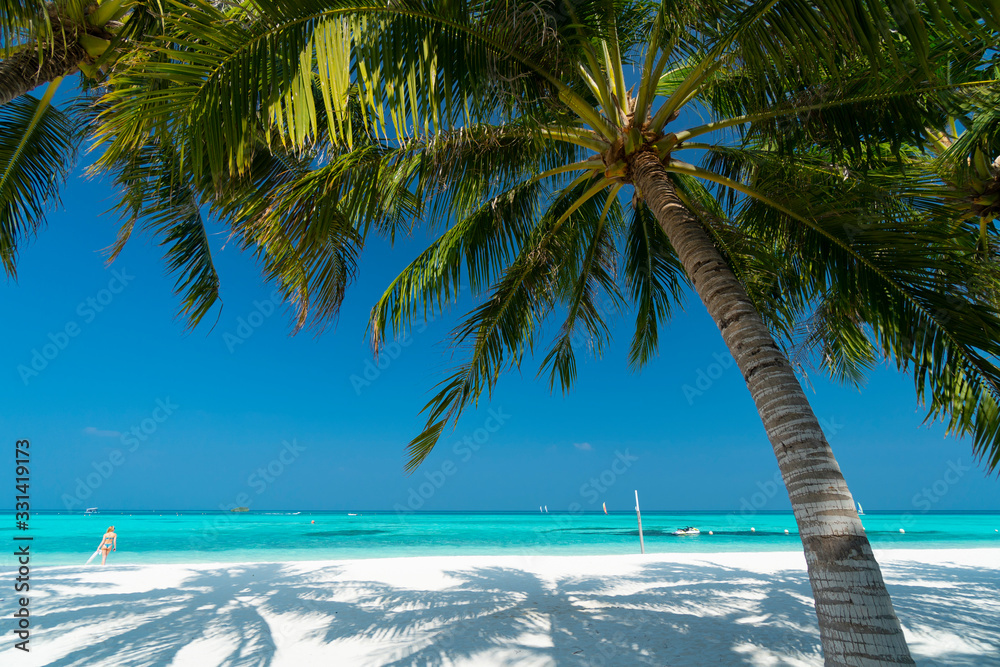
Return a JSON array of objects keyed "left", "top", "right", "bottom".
[{"left": 1, "top": 548, "right": 997, "bottom": 666}]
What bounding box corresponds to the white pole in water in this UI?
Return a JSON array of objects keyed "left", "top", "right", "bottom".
[{"left": 634, "top": 490, "right": 645, "bottom": 554}]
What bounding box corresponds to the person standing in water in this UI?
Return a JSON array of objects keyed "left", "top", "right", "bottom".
[{"left": 99, "top": 526, "right": 117, "bottom": 565}]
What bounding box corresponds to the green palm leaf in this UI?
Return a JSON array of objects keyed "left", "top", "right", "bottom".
[
  {"left": 694, "top": 145, "right": 1000, "bottom": 469},
  {"left": 103, "top": 138, "right": 222, "bottom": 327},
  {"left": 371, "top": 180, "right": 543, "bottom": 350},
  {"left": 622, "top": 198, "right": 686, "bottom": 370},
  {"left": 404, "top": 176, "right": 604, "bottom": 470},
  {"left": 0, "top": 86, "right": 76, "bottom": 277},
  {"left": 539, "top": 182, "right": 624, "bottom": 393},
  {"left": 0, "top": 0, "right": 48, "bottom": 57}
]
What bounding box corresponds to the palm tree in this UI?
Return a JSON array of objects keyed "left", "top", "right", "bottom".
[{"left": 79, "top": 0, "right": 1000, "bottom": 663}]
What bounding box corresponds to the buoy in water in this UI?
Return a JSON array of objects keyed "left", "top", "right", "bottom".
[
  {"left": 311, "top": 520, "right": 315, "bottom": 524},
  {"left": 708, "top": 531, "right": 713, "bottom": 535},
  {"left": 899, "top": 528, "right": 905, "bottom": 533},
  {"left": 784, "top": 529, "right": 789, "bottom": 534},
  {"left": 751, "top": 527, "right": 755, "bottom": 532}
]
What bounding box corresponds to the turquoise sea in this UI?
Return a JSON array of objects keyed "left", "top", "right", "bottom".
[{"left": 1, "top": 511, "right": 997, "bottom": 568}]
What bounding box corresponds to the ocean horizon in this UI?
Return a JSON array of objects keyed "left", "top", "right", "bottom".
[{"left": 3, "top": 510, "right": 998, "bottom": 567}]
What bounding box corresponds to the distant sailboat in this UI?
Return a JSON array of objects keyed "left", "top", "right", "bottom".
[
  {"left": 602, "top": 502, "right": 608, "bottom": 515},
  {"left": 539, "top": 506, "right": 543, "bottom": 513},
  {"left": 544, "top": 505, "right": 548, "bottom": 513},
  {"left": 857, "top": 502, "right": 865, "bottom": 515}
]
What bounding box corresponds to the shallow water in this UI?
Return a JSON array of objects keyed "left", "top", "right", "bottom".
[{"left": 2, "top": 510, "right": 997, "bottom": 567}]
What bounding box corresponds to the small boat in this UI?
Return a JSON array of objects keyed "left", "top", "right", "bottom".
[
  {"left": 347, "top": 513, "right": 358, "bottom": 516},
  {"left": 602, "top": 502, "right": 608, "bottom": 515},
  {"left": 857, "top": 502, "right": 864, "bottom": 515},
  {"left": 673, "top": 526, "right": 700, "bottom": 535},
  {"left": 84, "top": 507, "right": 98, "bottom": 516}
]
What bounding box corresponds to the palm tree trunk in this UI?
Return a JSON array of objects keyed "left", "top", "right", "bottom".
[
  {"left": 629, "top": 148, "right": 914, "bottom": 666},
  {"left": 0, "top": 38, "right": 87, "bottom": 108}
]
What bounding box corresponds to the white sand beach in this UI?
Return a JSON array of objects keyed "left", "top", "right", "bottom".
[{"left": 1, "top": 548, "right": 997, "bottom": 666}]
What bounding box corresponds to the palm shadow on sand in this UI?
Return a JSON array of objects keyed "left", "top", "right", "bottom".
[{"left": 12, "top": 556, "right": 998, "bottom": 667}]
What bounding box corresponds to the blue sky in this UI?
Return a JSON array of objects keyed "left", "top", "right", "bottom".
[
  {"left": 1, "top": 82, "right": 998, "bottom": 513},
  {"left": 2, "top": 165, "right": 997, "bottom": 513}
]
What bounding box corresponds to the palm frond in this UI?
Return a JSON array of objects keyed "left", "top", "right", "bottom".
[
  {"left": 371, "top": 180, "right": 543, "bottom": 351},
  {"left": 0, "top": 87, "right": 77, "bottom": 277},
  {"left": 687, "top": 147, "right": 1000, "bottom": 470},
  {"left": 404, "top": 175, "right": 602, "bottom": 471},
  {"left": 97, "top": 0, "right": 600, "bottom": 181},
  {"left": 680, "top": 38, "right": 996, "bottom": 162},
  {"left": 0, "top": 0, "right": 48, "bottom": 57},
  {"left": 539, "top": 182, "right": 624, "bottom": 392},
  {"left": 790, "top": 290, "right": 879, "bottom": 387},
  {"left": 103, "top": 138, "right": 222, "bottom": 328},
  {"left": 235, "top": 156, "right": 365, "bottom": 333},
  {"left": 621, "top": 197, "right": 686, "bottom": 370},
  {"left": 935, "top": 78, "right": 1000, "bottom": 179}
]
